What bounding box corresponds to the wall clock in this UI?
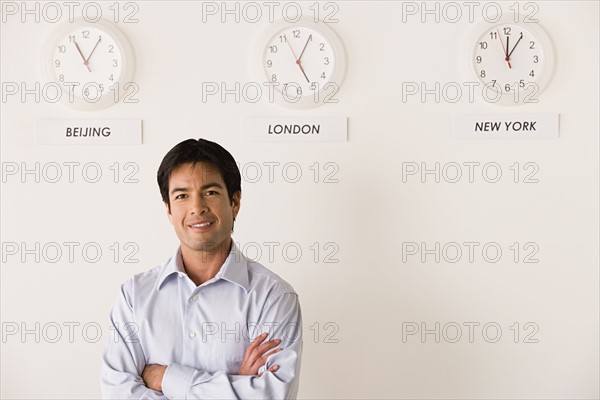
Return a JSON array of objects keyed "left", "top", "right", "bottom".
[
  {"left": 255, "top": 18, "right": 346, "bottom": 109},
  {"left": 44, "top": 18, "right": 135, "bottom": 110},
  {"left": 466, "top": 16, "right": 554, "bottom": 105}
]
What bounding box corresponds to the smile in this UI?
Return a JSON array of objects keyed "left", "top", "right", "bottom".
[{"left": 188, "top": 221, "right": 214, "bottom": 230}]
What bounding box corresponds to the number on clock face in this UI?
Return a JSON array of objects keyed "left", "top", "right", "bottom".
[
  {"left": 51, "top": 26, "right": 123, "bottom": 100},
  {"left": 263, "top": 26, "right": 336, "bottom": 100},
  {"left": 473, "top": 24, "right": 545, "bottom": 96}
]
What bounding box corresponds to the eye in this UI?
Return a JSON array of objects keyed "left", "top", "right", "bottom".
[
  {"left": 204, "top": 190, "right": 218, "bottom": 196},
  {"left": 174, "top": 194, "right": 187, "bottom": 200}
]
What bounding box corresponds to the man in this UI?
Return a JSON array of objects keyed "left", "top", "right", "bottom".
[{"left": 101, "top": 138, "right": 302, "bottom": 399}]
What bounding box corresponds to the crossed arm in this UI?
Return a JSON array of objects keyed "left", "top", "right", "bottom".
[
  {"left": 101, "top": 281, "right": 302, "bottom": 399},
  {"left": 141, "top": 332, "right": 283, "bottom": 392}
]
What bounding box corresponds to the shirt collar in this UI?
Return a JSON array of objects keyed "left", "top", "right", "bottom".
[{"left": 157, "top": 241, "right": 249, "bottom": 293}]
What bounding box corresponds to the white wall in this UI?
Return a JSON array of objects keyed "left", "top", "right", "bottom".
[{"left": 1, "top": 1, "right": 598, "bottom": 398}]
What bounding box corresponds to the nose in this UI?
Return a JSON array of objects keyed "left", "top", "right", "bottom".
[{"left": 190, "top": 193, "right": 208, "bottom": 215}]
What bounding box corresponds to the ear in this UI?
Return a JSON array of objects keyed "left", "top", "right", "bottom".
[
  {"left": 164, "top": 202, "right": 174, "bottom": 225},
  {"left": 231, "top": 191, "right": 241, "bottom": 219}
]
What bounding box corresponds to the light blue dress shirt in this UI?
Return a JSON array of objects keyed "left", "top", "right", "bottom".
[{"left": 101, "top": 242, "right": 302, "bottom": 399}]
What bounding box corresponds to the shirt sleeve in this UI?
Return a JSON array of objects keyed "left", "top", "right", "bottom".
[
  {"left": 100, "top": 280, "right": 167, "bottom": 399},
  {"left": 161, "top": 291, "right": 303, "bottom": 400}
]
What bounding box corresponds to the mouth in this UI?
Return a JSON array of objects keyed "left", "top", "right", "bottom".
[{"left": 188, "top": 221, "right": 214, "bottom": 231}]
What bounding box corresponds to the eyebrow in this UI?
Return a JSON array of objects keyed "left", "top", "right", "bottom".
[{"left": 170, "top": 182, "right": 224, "bottom": 196}]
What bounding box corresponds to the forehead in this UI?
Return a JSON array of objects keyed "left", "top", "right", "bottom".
[{"left": 169, "top": 162, "right": 224, "bottom": 187}]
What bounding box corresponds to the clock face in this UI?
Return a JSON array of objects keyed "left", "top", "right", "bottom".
[
  {"left": 51, "top": 26, "right": 123, "bottom": 102},
  {"left": 472, "top": 22, "right": 551, "bottom": 103},
  {"left": 259, "top": 21, "right": 345, "bottom": 108},
  {"left": 45, "top": 19, "right": 134, "bottom": 109}
]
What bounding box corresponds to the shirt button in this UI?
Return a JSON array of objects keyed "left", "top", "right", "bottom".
[
  {"left": 189, "top": 331, "right": 196, "bottom": 338},
  {"left": 192, "top": 295, "right": 199, "bottom": 301}
]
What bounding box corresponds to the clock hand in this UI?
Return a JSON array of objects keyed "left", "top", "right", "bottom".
[
  {"left": 507, "top": 32, "right": 524, "bottom": 58},
  {"left": 297, "top": 34, "right": 312, "bottom": 62},
  {"left": 283, "top": 35, "right": 300, "bottom": 62},
  {"left": 284, "top": 35, "right": 310, "bottom": 83},
  {"left": 496, "top": 29, "right": 512, "bottom": 69},
  {"left": 85, "top": 36, "right": 102, "bottom": 65},
  {"left": 73, "top": 39, "right": 91, "bottom": 72},
  {"left": 298, "top": 62, "right": 310, "bottom": 83}
]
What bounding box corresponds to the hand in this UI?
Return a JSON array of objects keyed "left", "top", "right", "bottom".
[
  {"left": 238, "top": 332, "right": 283, "bottom": 376},
  {"left": 142, "top": 364, "right": 167, "bottom": 392},
  {"left": 296, "top": 35, "right": 313, "bottom": 83},
  {"left": 284, "top": 35, "right": 310, "bottom": 84},
  {"left": 72, "top": 39, "right": 91, "bottom": 72},
  {"left": 85, "top": 36, "right": 102, "bottom": 66},
  {"left": 297, "top": 34, "right": 312, "bottom": 62},
  {"left": 507, "top": 32, "right": 524, "bottom": 58},
  {"left": 496, "top": 29, "right": 512, "bottom": 69}
]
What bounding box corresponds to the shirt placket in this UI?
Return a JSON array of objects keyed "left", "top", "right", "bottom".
[{"left": 178, "top": 274, "right": 203, "bottom": 367}]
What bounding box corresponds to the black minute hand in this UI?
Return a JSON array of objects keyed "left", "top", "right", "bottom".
[
  {"left": 298, "top": 34, "right": 312, "bottom": 62},
  {"left": 86, "top": 36, "right": 102, "bottom": 64},
  {"left": 507, "top": 32, "right": 524, "bottom": 58}
]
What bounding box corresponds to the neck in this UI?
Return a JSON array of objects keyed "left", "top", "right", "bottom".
[{"left": 181, "top": 238, "right": 232, "bottom": 286}]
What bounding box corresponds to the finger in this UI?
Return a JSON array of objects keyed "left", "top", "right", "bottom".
[
  {"left": 250, "top": 332, "right": 269, "bottom": 347},
  {"left": 245, "top": 334, "right": 278, "bottom": 363},
  {"left": 247, "top": 337, "right": 280, "bottom": 364},
  {"left": 251, "top": 347, "right": 283, "bottom": 371},
  {"left": 258, "top": 365, "right": 280, "bottom": 377},
  {"left": 254, "top": 338, "right": 282, "bottom": 356},
  {"left": 261, "top": 347, "right": 283, "bottom": 360},
  {"left": 245, "top": 332, "right": 269, "bottom": 356}
]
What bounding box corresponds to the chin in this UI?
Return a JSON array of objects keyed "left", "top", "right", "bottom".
[{"left": 193, "top": 241, "right": 219, "bottom": 251}]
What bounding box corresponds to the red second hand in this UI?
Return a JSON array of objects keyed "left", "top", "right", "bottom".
[{"left": 497, "top": 29, "right": 512, "bottom": 69}]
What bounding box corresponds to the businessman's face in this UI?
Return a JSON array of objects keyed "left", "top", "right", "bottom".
[{"left": 165, "top": 162, "right": 240, "bottom": 256}]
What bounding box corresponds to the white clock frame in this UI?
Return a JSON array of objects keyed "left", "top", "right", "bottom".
[
  {"left": 462, "top": 15, "right": 555, "bottom": 106},
  {"left": 254, "top": 18, "right": 347, "bottom": 109},
  {"left": 43, "top": 18, "right": 136, "bottom": 111}
]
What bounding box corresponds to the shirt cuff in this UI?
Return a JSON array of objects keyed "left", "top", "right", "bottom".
[{"left": 162, "top": 363, "right": 194, "bottom": 399}]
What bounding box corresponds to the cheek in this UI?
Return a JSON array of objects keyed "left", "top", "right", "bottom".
[{"left": 168, "top": 206, "right": 186, "bottom": 224}]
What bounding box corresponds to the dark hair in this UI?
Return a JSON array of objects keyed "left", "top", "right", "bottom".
[{"left": 157, "top": 138, "right": 241, "bottom": 208}]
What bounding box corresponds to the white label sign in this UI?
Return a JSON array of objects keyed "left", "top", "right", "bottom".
[
  {"left": 36, "top": 119, "right": 142, "bottom": 145},
  {"left": 454, "top": 113, "right": 559, "bottom": 139},
  {"left": 242, "top": 116, "right": 347, "bottom": 142}
]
